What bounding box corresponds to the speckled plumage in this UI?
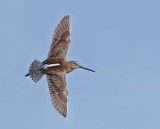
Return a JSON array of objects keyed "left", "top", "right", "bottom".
[{"left": 25, "top": 15, "right": 95, "bottom": 117}]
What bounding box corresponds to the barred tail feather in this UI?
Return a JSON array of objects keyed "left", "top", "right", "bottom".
[{"left": 28, "top": 60, "right": 44, "bottom": 82}]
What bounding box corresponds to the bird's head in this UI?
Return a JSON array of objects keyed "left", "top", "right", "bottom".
[{"left": 67, "top": 61, "right": 95, "bottom": 73}]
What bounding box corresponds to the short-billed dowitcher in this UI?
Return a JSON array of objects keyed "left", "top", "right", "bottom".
[{"left": 25, "top": 15, "right": 95, "bottom": 117}]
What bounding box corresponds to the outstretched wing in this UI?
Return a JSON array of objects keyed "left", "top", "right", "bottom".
[
  {"left": 48, "top": 15, "right": 70, "bottom": 58},
  {"left": 46, "top": 72, "right": 68, "bottom": 117}
]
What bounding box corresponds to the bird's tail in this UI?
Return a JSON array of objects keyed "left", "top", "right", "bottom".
[{"left": 25, "top": 60, "right": 44, "bottom": 83}]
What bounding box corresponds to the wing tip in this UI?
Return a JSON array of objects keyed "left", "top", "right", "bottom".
[
  {"left": 60, "top": 15, "right": 69, "bottom": 22},
  {"left": 55, "top": 102, "right": 67, "bottom": 118},
  {"left": 57, "top": 103, "right": 67, "bottom": 118},
  {"left": 63, "top": 15, "right": 69, "bottom": 19},
  {"left": 50, "top": 91, "right": 67, "bottom": 118},
  {"left": 53, "top": 15, "right": 70, "bottom": 37}
]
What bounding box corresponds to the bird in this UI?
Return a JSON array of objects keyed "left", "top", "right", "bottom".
[{"left": 25, "top": 15, "right": 95, "bottom": 117}]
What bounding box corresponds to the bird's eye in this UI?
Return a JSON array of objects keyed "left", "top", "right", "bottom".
[{"left": 74, "top": 62, "right": 77, "bottom": 65}]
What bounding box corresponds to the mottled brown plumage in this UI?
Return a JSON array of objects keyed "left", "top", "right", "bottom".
[{"left": 25, "top": 15, "right": 95, "bottom": 117}]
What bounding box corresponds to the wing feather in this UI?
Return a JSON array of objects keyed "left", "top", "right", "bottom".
[
  {"left": 48, "top": 15, "right": 70, "bottom": 58},
  {"left": 46, "top": 73, "right": 68, "bottom": 117}
]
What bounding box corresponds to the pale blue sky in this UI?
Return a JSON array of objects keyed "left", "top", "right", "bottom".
[{"left": 0, "top": 0, "right": 160, "bottom": 129}]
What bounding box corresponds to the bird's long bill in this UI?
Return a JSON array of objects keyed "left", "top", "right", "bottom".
[{"left": 80, "top": 66, "right": 95, "bottom": 72}]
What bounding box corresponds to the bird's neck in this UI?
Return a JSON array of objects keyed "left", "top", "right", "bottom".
[
  {"left": 66, "top": 68, "right": 73, "bottom": 73},
  {"left": 66, "top": 62, "right": 74, "bottom": 73}
]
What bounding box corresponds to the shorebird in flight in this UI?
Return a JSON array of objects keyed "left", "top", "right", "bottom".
[{"left": 25, "top": 15, "right": 95, "bottom": 117}]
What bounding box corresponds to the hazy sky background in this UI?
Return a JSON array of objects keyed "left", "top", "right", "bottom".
[{"left": 0, "top": 0, "right": 160, "bottom": 129}]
